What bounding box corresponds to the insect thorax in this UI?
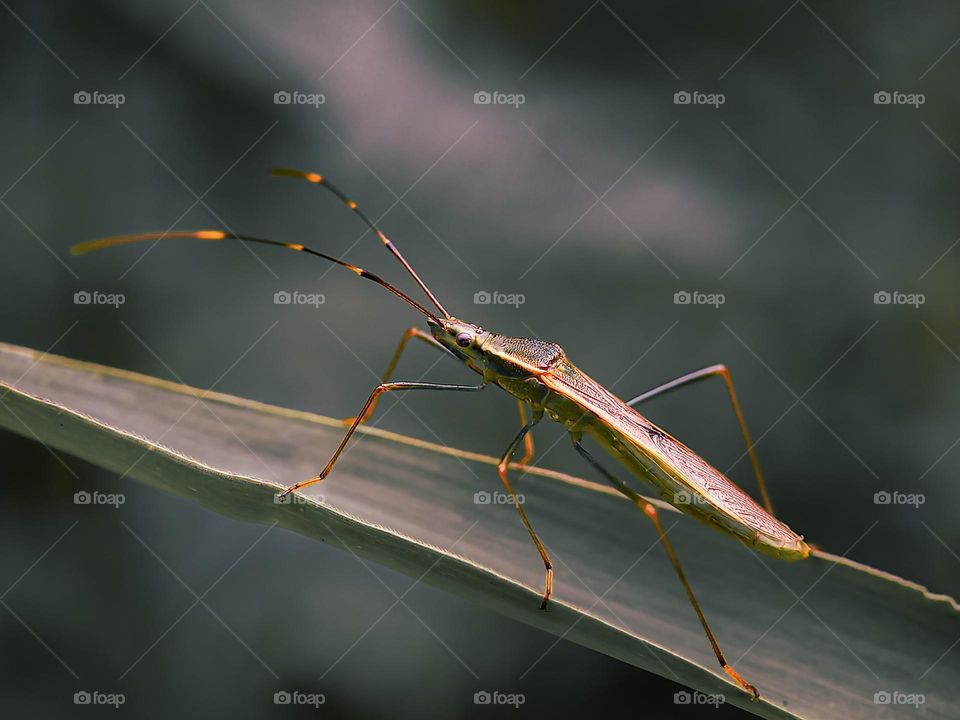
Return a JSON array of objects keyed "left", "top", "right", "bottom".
[{"left": 488, "top": 335, "right": 564, "bottom": 372}]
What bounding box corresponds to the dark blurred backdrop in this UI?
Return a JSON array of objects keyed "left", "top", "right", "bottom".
[{"left": 1, "top": 1, "right": 959, "bottom": 717}]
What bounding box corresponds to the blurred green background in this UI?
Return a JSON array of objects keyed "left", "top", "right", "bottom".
[{"left": 1, "top": 1, "right": 959, "bottom": 717}]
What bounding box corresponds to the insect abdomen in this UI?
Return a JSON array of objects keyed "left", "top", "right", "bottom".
[{"left": 541, "top": 360, "right": 809, "bottom": 561}]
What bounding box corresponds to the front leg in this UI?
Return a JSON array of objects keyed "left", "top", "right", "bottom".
[
  {"left": 345, "top": 326, "right": 448, "bottom": 426},
  {"left": 280, "top": 379, "right": 486, "bottom": 497}
]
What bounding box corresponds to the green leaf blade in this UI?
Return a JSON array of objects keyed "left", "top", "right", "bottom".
[{"left": 0, "top": 341, "right": 956, "bottom": 719}]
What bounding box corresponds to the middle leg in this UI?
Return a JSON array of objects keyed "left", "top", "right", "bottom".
[{"left": 496, "top": 413, "right": 552, "bottom": 609}]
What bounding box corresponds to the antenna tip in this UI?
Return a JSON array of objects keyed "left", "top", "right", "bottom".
[
  {"left": 286, "top": 243, "right": 305, "bottom": 251},
  {"left": 270, "top": 167, "right": 323, "bottom": 184},
  {"left": 196, "top": 230, "right": 226, "bottom": 240}
]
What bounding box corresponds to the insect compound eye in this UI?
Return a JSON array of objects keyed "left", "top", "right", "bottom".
[{"left": 455, "top": 332, "right": 473, "bottom": 348}]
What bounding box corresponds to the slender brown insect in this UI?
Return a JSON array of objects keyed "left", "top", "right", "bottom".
[{"left": 73, "top": 167, "right": 811, "bottom": 700}]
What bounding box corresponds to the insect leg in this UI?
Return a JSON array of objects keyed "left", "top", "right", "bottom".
[
  {"left": 280, "top": 379, "right": 486, "bottom": 497},
  {"left": 497, "top": 414, "right": 552, "bottom": 609},
  {"left": 626, "top": 364, "right": 774, "bottom": 517},
  {"left": 351, "top": 326, "right": 535, "bottom": 462},
  {"left": 516, "top": 400, "right": 535, "bottom": 465},
  {"left": 571, "top": 436, "right": 760, "bottom": 700},
  {"left": 344, "top": 327, "right": 445, "bottom": 426}
]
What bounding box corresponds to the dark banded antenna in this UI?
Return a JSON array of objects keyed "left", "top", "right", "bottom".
[
  {"left": 71, "top": 230, "right": 442, "bottom": 324},
  {"left": 270, "top": 167, "right": 451, "bottom": 320}
]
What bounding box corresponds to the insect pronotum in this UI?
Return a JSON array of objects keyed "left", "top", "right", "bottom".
[{"left": 73, "top": 166, "right": 812, "bottom": 700}]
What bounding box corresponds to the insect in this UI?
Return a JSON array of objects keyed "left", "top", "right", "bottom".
[{"left": 73, "top": 167, "right": 811, "bottom": 700}]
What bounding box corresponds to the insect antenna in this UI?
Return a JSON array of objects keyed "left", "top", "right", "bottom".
[
  {"left": 270, "top": 167, "right": 451, "bottom": 320},
  {"left": 70, "top": 230, "right": 442, "bottom": 324}
]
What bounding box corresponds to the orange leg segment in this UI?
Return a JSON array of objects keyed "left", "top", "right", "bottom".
[
  {"left": 572, "top": 436, "right": 760, "bottom": 700},
  {"left": 497, "top": 418, "right": 552, "bottom": 609}
]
